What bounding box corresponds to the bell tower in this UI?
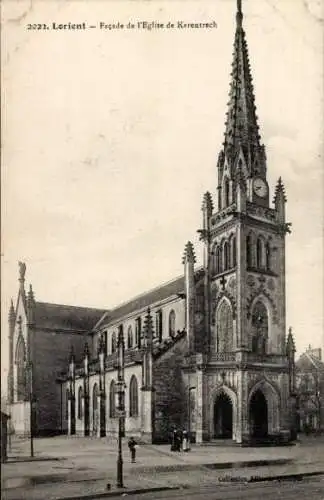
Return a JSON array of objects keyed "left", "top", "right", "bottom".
[{"left": 197, "top": 0, "right": 293, "bottom": 444}]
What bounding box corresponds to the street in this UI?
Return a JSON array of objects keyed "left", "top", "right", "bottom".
[{"left": 115, "top": 476, "right": 324, "bottom": 500}]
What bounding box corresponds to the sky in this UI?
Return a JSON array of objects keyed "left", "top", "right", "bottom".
[{"left": 1, "top": 0, "right": 323, "bottom": 385}]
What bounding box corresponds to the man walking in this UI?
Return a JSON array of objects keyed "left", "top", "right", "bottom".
[{"left": 128, "top": 436, "right": 137, "bottom": 463}]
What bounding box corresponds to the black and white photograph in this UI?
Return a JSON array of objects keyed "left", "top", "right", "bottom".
[{"left": 1, "top": 0, "right": 323, "bottom": 499}]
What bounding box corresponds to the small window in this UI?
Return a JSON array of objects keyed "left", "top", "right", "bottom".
[{"left": 135, "top": 317, "right": 142, "bottom": 348}]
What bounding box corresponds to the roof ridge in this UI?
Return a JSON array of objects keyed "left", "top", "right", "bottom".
[
  {"left": 36, "top": 301, "right": 106, "bottom": 312},
  {"left": 108, "top": 273, "right": 186, "bottom": 312}
]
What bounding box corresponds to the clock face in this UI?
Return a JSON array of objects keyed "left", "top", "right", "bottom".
[{"left": 253, "top": 178, "right": 268, "bottom": 198}]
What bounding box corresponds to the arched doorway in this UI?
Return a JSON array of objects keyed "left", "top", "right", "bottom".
[
  {"left": 250, "top": 389, "right": 268, "bottom": 438},
  {"left": 214, "top": 392, "right": 233, "bottom": 439}
]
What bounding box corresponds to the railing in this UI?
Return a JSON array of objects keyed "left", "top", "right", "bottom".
[
  {"left": 209, "top": 352, "right": 236, "bottom": 362},
  {"left": 246, "top": 352, "right": 286, "bottom": 364}
]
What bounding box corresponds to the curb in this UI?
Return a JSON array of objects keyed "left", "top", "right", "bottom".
[
  {"left": 61, "top": 486, "right": 181, "bottom": 500},
  {"left": 248, "top": 470, "right": 324, "bottom": 483},
  {"left": 5, "top": 457, "right": 63, "bottom": 464}
]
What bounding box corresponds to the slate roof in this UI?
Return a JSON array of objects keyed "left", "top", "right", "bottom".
[
  {"left": 296, "top": 352, "right": 324, "bottom": 371},
  {"left": 104, "top": 274, "right": 185, "bottom": 325},
  {"left": 34, "top": 302, "right": 107, "bottom": 331}
]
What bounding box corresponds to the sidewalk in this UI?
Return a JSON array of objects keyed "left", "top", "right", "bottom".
[{"left": 2, "top": 435, "right": 324, "bottom": 500}]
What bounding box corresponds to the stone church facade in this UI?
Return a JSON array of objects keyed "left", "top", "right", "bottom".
[{"left": 7, "top": 1, "right": 296, "bottom": 444}]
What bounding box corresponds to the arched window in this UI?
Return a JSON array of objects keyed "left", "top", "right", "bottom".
[
  {"left": 109, "top": 380, "right": 116, "bottom": 418},
  {"left": 169, "top": 310, "right": 176, "bottom": 337},
  {"left": 251, "top": 301, "right": 268, "bottom": 354},
  {"left": 156, "top": 310, "right": 163, "bottom": 342},
  {"left": 92, "top": 384, "right": 99, "bottom": 432},
  {"left": 224, "top": 241, "right": 230, "bottom": 271},
  {"left": 266, "top": 242, "right": 271, "bottom": 270},
  {"left": 129, "top": 376, "right": 139, "bottom": 417},
  {"left": 127, "top": 326, "right": 133, "bottom": 349},
  {"left": 77, "top": 386, "right": 83, "bottom": 419},
  {"left": 216, "top": 246, "right": 222, "bottom": 274},
  {"left": 256, "top": 237, "right": 263, "bottom": 268},
  {"left": 111, "top": 332, "right": 117, "bottom": 354},
  {"left": 216, "top": 300, "right": 234, "bottom": 352},
  {"left": 15, "top": 336, "right": 26, "bottom": 401},
  {"left": 66, "top": 389, "right": 69, "bottom": 421},
  {"left": 246, "top": 234, "right": 252, "bottom": 268},
  {"left": 232, "top": 236, "right": 237, "bottom": 267},
  {"left": 135, "top": 317, "right": 141, "bottom": 348},
  {"left": 224, "top": 177, "right": 230, "bottom": 207}
]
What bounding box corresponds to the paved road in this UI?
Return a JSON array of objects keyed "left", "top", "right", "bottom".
[{"left": 111, "top": 476, "right": 324, "bottom": 500}]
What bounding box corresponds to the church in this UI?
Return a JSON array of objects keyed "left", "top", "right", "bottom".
[{"left": 7, "top": 1, "right": 297, "bottom": 445}]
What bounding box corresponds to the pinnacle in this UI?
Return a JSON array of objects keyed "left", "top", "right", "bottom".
[
  {"left": 182, "top": 241, "right": 196, "bottom": 264},
  {"left": 143, "top": 307, "right": 154, "bottom": 342},
  {"left": 202, "top": 191, "right": 214, "bottom": 215},
  {"left": 273, "top": 177, "right": 287, "bottom": 204}
]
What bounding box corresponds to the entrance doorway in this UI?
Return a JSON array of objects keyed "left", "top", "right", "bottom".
[
  {"left": 249, "top": 389, "right": 268, "bottom": 438},
  {"left": 214, "top": 392, "right": 233, "bottom": 439}
]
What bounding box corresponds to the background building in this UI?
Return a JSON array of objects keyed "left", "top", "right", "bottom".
[{"left": 296, "top": 346, "right": 324, "bottom": 433}]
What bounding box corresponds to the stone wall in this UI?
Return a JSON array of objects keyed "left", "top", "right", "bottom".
[
  {"left": 152, "top": 337, "right": 187, "bottom": 443},
  {"left": 32, "top": 328, "right": 87, "bottom": 436}
]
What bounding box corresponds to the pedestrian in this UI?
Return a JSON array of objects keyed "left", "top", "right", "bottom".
[
  {"left": 176, "top": 429, "right": 182, "bottom": 451},
  {"left": 182, "top": 430, "right": 189, "bottom": 452},
  {"left": 128, "top": 436, "right": 137, "bottom": 463},
  {"left": 170, "top": 429, "right": 177, "bottom": 451}
]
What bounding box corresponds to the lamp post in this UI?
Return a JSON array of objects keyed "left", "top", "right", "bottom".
[
  {"left": 188, "top": 386, "right": 196, "bottom": 449},
  {"left": 116, "top": 326, "right": 125, "bottom": 489}
]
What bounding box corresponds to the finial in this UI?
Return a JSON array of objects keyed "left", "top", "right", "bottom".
[
  {"left": 27, "top": 284, "right": 34, "bottom": 301},
  {"left": 9, "top": 299, "right": 15, "bottom": 319},
  {"left": 236, "top": 0, "right": 243, "bottom": 27},
  {"left": 69, "top": 345, "right": 75, "bottom": 364},
  {"left": 83, "top": 342, "right": 89, "bottom": 358},
  {"left": 273, "top": 177, "right": 287, "bottom": 204},
  {"left": 201, "top": 191, "right": 214, "bottom": 216},
  {"left": 182, "top": 241, "right": 196, "bottom": 265},
  {"left": 18, "top": 261, "right": 26, "bottom": 282}
]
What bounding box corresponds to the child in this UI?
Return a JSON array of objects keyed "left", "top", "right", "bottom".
[{"left": 128, "top": 436, "right": 137, "bottom": 463}]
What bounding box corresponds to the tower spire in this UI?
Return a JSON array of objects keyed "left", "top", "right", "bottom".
[
  {"left": 222, "top": 0, "right": 264, "bottom": 174},
  {"left": 236, "top": 0, "right": 243, "bottom": 27}
]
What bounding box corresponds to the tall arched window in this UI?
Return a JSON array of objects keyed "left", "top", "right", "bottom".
[
  {"left": 77, "top": 386, "right": 83, "bottom": 419},
  {"left": 232, "top": 236, "right": 237, "bottom": 267},
  {"left": 15, "top": 336, "right": 26, "bottom": 401},
  {"left": 109, "top": 380, "right": 116, "bottom": 418},
  {"left": 129, "top": 375, "right": 139, "bottom": 417},
  {"left": 246, "top": 234, "right": 252, "bottom": 268},
  {"left": 92, "top": 384, "right": 99, "bottom": 432},
  {"left": 216, "top": 246, "right": 222, "bottom": 274},
  {"left": 127, "top": 326, "right": 133, "bottom": 349},
  {"left": 66, "top": 389, "right": 69, "bottom": 421},
  {"left": 135, "top": 317, "right": 141, "bottom": 348},
  {"left": 224, "top": 241, "right": 230, "bottom": 271},
  {"left": 224, "top": 177, "right": 230, "bottom": 207},
  {"left": 216, "top": 300, "right": 234, "bottom": 352},
  {"left": 251, "top": 301, "right": 268, "bottom": 354},
  {"left": 156, "top": 310, "right": 163, "bottom": 342},
  {"left": 266, "top": 242, "right": 271, "bottom": 270},
  {"left": 111, "top": 332, "right": 117, "bottom": 353},
  {"left": 256, "top": 237, "right": 263, "bottom": 268},
  {"left": 169, "top": 310, "right": 176, "bottom": 337}
]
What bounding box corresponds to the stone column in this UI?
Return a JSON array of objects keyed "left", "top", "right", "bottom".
[
  {"left": 195, "top": 354, "right": 204, "bottom": 444},
  {"left": 141, "top": 308, "right": 154, "bottom": 442},
  {"left": 183, "top": 242, "right": 196, "bottom": 353}
]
